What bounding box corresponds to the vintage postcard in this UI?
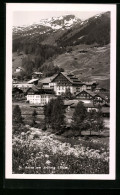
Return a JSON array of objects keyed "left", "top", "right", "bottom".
[{"left": 5, "top": 3, "right": 116, "bottom": 180}]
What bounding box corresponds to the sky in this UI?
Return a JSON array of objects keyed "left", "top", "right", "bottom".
[{"left": 13, "top": 11, "right": 102, "bottom": 26}]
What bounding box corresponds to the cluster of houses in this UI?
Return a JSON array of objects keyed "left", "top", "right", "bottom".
[{"left": 12, "top": 71, "right": 110, "bottom": 118}]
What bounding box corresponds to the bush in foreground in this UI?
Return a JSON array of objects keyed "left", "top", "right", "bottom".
[{"left": 12, "top": 129, "right": 109, "bottom": 174}]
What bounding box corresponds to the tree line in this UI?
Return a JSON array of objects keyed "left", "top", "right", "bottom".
[
  {"left": 13, "top": 97, "right": 104, "bottom": 136},
  {"left": 13, "top": 40, "right": 65, "bottom": 80}
]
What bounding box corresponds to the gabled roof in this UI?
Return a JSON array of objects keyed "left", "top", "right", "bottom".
[
  {"left": 27, "top": 86, "right": 39, "bottom": 92},
  {"left": 76, "top": 90, "right": 96, "bottom": 97},
  {"left": 51, "top": 72, "right": 82, "bottom": 85},
  {"left": 64, "top": 99, "right": 79, "bottom": 106},
  {"left": 27, "top": 79, "right": 39, "bottom": 84},
  {"left": 12, "top": 87, "right": 23, "bottom": 93},
  {"left": 94, "top": 93, "right": 110, "bottom": 100},
  {"left": 39, "top": 74, "right": 57, "bottom": 84}
]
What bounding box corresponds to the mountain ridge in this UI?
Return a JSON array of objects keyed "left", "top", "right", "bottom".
[{"left": 12, "top": 12, "right": 110, "bottom": 89}]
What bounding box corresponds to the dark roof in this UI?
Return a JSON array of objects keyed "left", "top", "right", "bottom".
[
  {"left": 27, "top": 86, "right": 55, "bottom": 95},
  {"left": 12, "top": 87, "right": 23, "bottom": 93},
  {"left": 94, "top": 93, "right": 110, "bottom": 100},
  {"left": 100, "top": 103, "right": 110, "bottom": 107},
  {"left": 13, "top": 86, "right": 32, "bottom": 93},
  {"left": 51, "top": 72, "right": 82, "bottom": 85},
  {"left": 39, "top": 75, "right": 57, "bottom": 84},
  {"left": 26, "top": 86, "right": 39, "bottom": 92},
  {"left": 76, "top": 90, "right": 96, "bottom": 97}
]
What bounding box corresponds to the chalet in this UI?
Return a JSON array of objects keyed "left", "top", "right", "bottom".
[
  {"left": 49, "top": 72, "right": 86, "bottom": 95},
  {"left": 38, "top": 72, "right": 98, "bottom": 95},
  {"left": 84, "top": 81, "right": 98, "bottom": 91},
  {"left": 39, "top": 75, "right": 57, "bottom": 89},
  {"left": 32, "top": 72, "right": 43, "bottom": 79},
  {"left": 75, "top": 90, "right": 95, "bottom": 104},
  {"left": 12, "top": 87, "right": 25, "bottom": 100},
  {"left": 93, "top": 93, "right": 110, "bottom": 104},
  {"left": 26, "top": 86, "right": 55, "bottom": 105},
  {"left": 70, "top": 101, "right": 99, "bottom": 112}
]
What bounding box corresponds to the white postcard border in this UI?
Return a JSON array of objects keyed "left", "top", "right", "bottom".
[{"left": 5, "top": 3, "right": 116, "bottom": 180}]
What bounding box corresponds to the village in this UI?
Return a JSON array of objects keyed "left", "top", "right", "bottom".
[
  {"left": 10, "top": 8, "right": 113, "bottom": 175},
  {"left": 12, "top": 67, "right": 110, "bottom": 128},
  {"left": 12, "top": 68, "right": 110, "bottom": 174}
]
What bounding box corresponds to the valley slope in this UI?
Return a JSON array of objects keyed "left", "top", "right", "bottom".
[{"left": 12, "top": 12, "right": 110, "bottom": 89}]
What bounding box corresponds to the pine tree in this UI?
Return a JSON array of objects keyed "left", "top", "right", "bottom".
[
  {"left": 32, "top": 109, "right": 37, "bottom": 126},
  {"left": 86, "top": 108, "right": 104, "bottom": 136},
  {"left": 72, "top": 101, "right": 87, "bottom": 135},
  {"left": 44, "top": 97, "right": 65, "bottom": 131},
  {"left": 51, "top": 97, "right": 65, "bottom": 131},
  {"left": 95, "top": 108, "right": 104, "bottom": 134},
  {"left": 87, "top": 110, "right": 97, "bottom": 136},
  {"left": 13, "top": 105, "right": 23, "bottom": 124},
  {"left": 44, "top": 99, "right": 55, "bottom": 128}
]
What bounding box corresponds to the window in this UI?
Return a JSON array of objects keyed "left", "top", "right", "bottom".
[{"left": 36, "top": 95, "right": 39, "bottom": 98}]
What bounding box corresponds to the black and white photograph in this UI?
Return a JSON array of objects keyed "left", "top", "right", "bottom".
[{"left": 5, "top": 3, "right": 116, "bottom": 179}]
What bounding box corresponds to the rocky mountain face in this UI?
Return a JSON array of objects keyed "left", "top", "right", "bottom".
[
  {"left": 12, "top": 12, "right": 110, "bottom": 89},
  {"left": 13, "top": 15, "right": 81, "bottom": 41}
]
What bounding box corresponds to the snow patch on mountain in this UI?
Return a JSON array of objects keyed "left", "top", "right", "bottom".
[{"left": 13, "top": 14, "right": 81, "bottom": 36}]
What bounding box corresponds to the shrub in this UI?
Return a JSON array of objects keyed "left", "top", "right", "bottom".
[
  {"left": 42, "top": 126, "right": 47, "bottom": 131},
  {"left": 33, "top": 134, "right": 40, "bottom": 139}
]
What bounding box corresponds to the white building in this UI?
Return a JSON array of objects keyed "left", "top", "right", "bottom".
[
  {"left": 13, "top": 83, "right": 34, "bottom": 88},
  {"left": 39, "top": 72, "right": 88, "bottom": 96},
  {"left": 26, "top": 86, "right": 56, "bottom": 105},
  {"left": 15, "top": 67, "right": 23, "bottom": 73}
]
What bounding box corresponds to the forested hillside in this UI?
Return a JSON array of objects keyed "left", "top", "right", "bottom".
[{"left": 12, "top": 12, "right": 110, "bottom": 88}]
